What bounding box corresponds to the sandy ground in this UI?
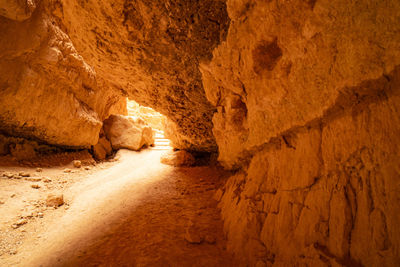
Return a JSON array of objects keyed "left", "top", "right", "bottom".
[{"left": 0, "top": 148, "right": 236, "bottom": 266}]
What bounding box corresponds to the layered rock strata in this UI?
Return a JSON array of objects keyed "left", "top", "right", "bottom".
[
  {"left": 1, "top": 0, "right": 399, "bottom": 265},
  {"left": 201, "top": 0, "right": 400, "bottom": 265}
]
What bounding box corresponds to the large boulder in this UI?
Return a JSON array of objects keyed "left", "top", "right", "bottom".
[
  {"left": 160, "top": 150, "right": 195, "bottom": 167},
  {"left": 103, "top": 115, "right": 154, "bottom": 151},
  {"left": 92, "top": 127, "right": 113, "bottom": 160},
  {"left": 92, "top": 136, "right": 113, "bottom": 160}
]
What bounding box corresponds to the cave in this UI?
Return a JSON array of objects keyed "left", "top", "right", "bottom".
[{"left": 0, "top": 0, "right": 399, "bottom": 266}]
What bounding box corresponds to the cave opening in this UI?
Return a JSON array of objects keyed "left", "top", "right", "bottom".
[
  {"left": 126, "top": 98, "right": 170, "bottom": 151},
  {"left": 0, "top": 0, "right": 399, "bottom": 265}
]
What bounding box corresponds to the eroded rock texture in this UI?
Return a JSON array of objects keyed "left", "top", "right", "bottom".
[
  {"left": 50, "top": 0, "right": 229, "bottom": 151},
  {"left": 0, "top": 0, "right": 229, "bottom": 151},
  {"left": 103, "top": 114, "right": 154, "bottom": 151},
  {"left": 1, "top": 0, "right": 400, "bottom": 265},
  {"left": 0, "top": 2, "right": 127, "bottom": 147},
  {"left": 202, "top": 0, "right": 400, "bottom": 265}
]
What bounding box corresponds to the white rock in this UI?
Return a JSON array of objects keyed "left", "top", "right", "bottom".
[{"left": 103, "top": 115, "right": 154, "bottom": 151}]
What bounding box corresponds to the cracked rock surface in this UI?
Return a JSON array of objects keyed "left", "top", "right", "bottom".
[
  {"left": 202, "top": 0, "right": 400, "bottom": 265},
  {"left": 1, "top": 0, "right": 400, "bottom": 266},
  {"left": 0, "top": 0, "right": 229, "bottom": 151}
]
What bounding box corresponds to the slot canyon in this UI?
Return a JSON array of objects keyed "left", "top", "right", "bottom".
[{"left": 0, "top": 0, "right": 399, "bottom": 266}]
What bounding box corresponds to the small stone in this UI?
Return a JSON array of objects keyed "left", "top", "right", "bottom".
[
  {"left": 43, "top": 177, "right": 52, "bottom": 183},
  {"left": 10, "top": 194, "right": 16, "bottom": 198},
  {"left": 184, "top": 226, "right": 203, "bottom": 244},
  {"left": 23, "top": 213, "right": 33, "bottom": 218},
  {"left": 12, "top": 219, "right": 28, "bottom": 228},
  {"left": 25, "top": 177, "right": 42, "bottom": 182},
  {"left": 73, "top": 160, "right": 82, "bottom": 168},
  {"left": 84, "top": 166, "right": 91, "bottom": 170},
  {"left": 46, "top": 194, "right": 64, "bottom": 207},
  {"left": 204, "top": 234, "right": 216, "bottom": 244},
  {"left": 18, "top": 171, "right": 30, "bottom": 177},
  {"left": 37, "top": 212, "right": 44, "bottom": 218},
  {"left": 36, "top": 168, "right": 43, "bottom": 172},
  {"left": 31, "top": 184, "right": 40, "bottom": 189},
  {"left": 3, "top": 172, "right": 14, "bottom": 178},
  {"left": 63, "top": 169, "right": 71, "bottom": 173}
]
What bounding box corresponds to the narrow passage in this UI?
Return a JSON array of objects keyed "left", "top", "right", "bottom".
[{"left": 1, "top": 148, "right": 234, "bottom": 266}]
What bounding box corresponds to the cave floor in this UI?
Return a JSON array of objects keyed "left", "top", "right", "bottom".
[{"left": 0, "top": 148, "right": 235, "bottom": 266}]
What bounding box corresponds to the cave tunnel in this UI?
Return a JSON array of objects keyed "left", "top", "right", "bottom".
[{"left": 0, "top": 0, "right": 400, "bottom": 266}]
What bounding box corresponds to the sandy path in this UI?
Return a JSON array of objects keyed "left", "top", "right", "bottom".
[{"left": 2, "top": 149, "right": 234, "bottom": 266}]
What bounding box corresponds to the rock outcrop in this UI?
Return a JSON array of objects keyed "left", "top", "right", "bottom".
[
  {"left": 0, "top": 0, "right": 229, "bottom": 151},
  {"left": 92, "top": 136, "right": 113, "bottom": 160},
  {"left": 201, "top": 0, "right": 400, "bottom": 265},
  {"left": 57, "top": 0, "right": 229, "bottom": 151},
  {"left": 1, "top": 0, "right": 400, "bottom": 266},
  {"left": 0, "top": 0, "right": 37, "bottom": 21},
  {"left": 103, "top": 115, "right": 154, "bottom": 151},
  {"left": 0, "top": 3, "right": 127, "bottom": 148}
]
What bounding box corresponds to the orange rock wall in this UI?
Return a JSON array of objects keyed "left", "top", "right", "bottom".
[
  {"left": 202, "top": 0, "right": 400, "bottom": 265},
  {"left": 51, "top": 0, "right": 229, "bottom": 151},
  {"left": 0, "top": 2, "right": 126, "bottom": 147},
  {"left": 1, "top": 0, "right": 399, "bottom": 265},
  {"left": 0, "top": 0, "right": 229, "bottom": 151}
]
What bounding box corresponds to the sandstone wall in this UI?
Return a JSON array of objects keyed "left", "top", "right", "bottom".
[
  {"left": 0, "top": 1, "right": 126, "bottom": 148},
  {"left": 202, "top": 0, "right": 400, "bottom": 265},
  {"left": 49, "top": 0, "right": 229, "bottom": 151},
  {"left": 0, "top": 0, "right": 230, "bottom": 151}
]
